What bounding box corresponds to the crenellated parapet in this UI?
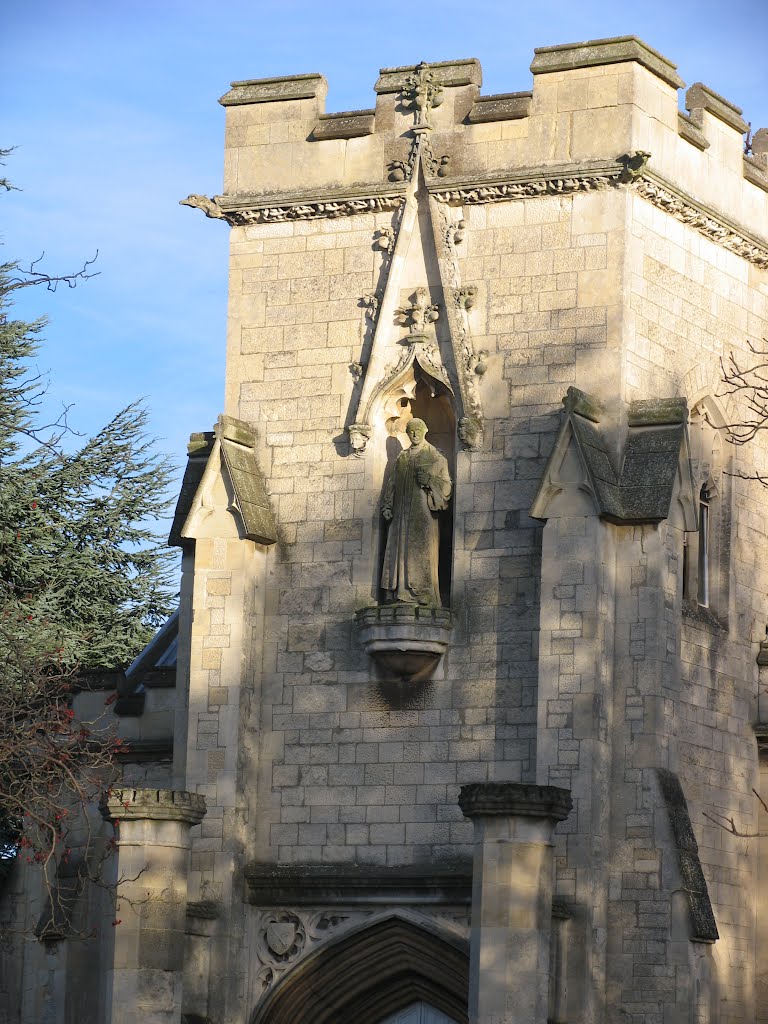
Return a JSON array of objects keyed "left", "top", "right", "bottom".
[{"left": 182, "top": 36, "right": 767, "bottom": 252}]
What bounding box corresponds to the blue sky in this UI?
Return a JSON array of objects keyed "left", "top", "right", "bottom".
[{"left": 2, "top": 0, "right": 767, "bottom": 535}]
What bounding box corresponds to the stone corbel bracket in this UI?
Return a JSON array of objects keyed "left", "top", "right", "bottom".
[{"left": 356, "top": 605, "right": 453, "bottom": 683}]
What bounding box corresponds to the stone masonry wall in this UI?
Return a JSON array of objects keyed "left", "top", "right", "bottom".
[{"left": 178, "top": 37, "right": 768, "bottom": 1024}]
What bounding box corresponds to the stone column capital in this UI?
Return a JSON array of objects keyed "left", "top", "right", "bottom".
[
  {"left": 100, "top": 787, "right": 207, "bottom": 826},
  {"left": 458, "top": 781, "right": 572, "bottom": 822}
]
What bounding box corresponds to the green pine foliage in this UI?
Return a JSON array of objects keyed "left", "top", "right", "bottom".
[{"left": 0, "top": 233, "right": 176, "bottom": 671}]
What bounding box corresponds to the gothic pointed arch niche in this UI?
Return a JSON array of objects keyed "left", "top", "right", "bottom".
[
  {"left": 250, "top": 914, "right": 469, "bottom": 1024},
  {"left": 375, "top": 349, "right": 457, "bottom": 611}
]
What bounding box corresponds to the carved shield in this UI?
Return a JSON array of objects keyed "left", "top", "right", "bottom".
[{"left": 266, "top": 920, "right": 297, "bottom": 956}]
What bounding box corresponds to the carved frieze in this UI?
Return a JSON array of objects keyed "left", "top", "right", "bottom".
[
  {"left": 633, "top": 177, "right": 768, "bottom": 269},
  {"left": 430, "top": 160, "right": 768, "bottom": 270},
  {"left": 432, "top": 169, "right": 624, "bottom": 205},
  {"left": 224, "top": 194, "right": 404, "bottom": 225}
]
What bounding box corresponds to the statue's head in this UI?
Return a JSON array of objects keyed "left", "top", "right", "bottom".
[{"left": 406, "top": 418, "right": 428, "bottom": 444}]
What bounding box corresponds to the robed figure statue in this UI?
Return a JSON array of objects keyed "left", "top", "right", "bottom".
[{"left": 381, "top": 419, "right": 452, "bottom": 607}]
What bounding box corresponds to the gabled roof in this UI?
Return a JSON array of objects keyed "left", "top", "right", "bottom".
[
  {"left": 168, "top": 432, "right": 215, "bottom": 546},
  {"left": 531, "top": 387, "right": 697, "bottom": 526},
  {"left": 169, "top": 416, "right": 277, "bottom": 546}
]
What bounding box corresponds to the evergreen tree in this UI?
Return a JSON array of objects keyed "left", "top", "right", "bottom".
[{"left": 0, "top": 154, "right": 176, "bottom": 901}]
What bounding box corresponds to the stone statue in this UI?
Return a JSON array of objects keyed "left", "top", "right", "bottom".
[{"left": 381, "top": 419, "right": 452, "bottom": 607}]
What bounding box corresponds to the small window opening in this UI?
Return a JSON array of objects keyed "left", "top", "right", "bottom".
[{"left": 698, "top": 483, "right": 710, "bottom": 607}]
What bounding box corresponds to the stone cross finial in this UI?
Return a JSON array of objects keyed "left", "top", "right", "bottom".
[
  {"left": 396, "top": 287, "right": 439, "bottom": 334},
  {"left": 402, "top": 62, "right": 444, "bottom": 128}
]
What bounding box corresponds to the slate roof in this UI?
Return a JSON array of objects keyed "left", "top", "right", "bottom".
[
  {"left": 168, "top": 416, "right": 277, "bottom": 546},
  {"left": 533, "top": 387, "right": 695, "bottom": 524}
]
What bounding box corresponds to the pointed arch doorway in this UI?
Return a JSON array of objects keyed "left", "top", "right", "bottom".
[
  {"left": 250, "top": 914, "right": 468, "bottom": 1024},
  {"left": 380, "top": 1002, "right": 460, "bottom": 1024}
]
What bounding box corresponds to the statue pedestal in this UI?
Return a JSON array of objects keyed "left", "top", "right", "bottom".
[{"left": 355, "top": 605, "right": 452, "bottom": 682}]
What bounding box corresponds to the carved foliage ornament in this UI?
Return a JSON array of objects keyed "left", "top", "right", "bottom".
[
  {"left": 634, "top": 179, "right": 768, "bottom": 269},
  {"left": 432, "top": 172, "right": 623, "bottom": 205},
  {"left": 227, "top": 195, "right": 404, "bottom": 225},
  {"left": 403, "top": 62, "right": 444, "bottom": 128}
]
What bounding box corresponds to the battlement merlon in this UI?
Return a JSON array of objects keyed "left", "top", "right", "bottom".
[{"left": 215, "top": 37, "right": 767, "bottom": 243}]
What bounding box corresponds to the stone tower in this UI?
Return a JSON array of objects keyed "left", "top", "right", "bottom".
[
  {"left": 165, "top": 36, "right": 768, "bottom": 1024},
  {"left": 7, "top": 33, "right": 768, "bottom": 1024}
]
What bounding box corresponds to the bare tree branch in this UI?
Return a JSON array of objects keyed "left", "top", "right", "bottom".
[{"left": 5, "top": 252, "right": 100, "bottom": 294}]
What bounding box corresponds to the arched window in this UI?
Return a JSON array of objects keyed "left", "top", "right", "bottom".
[{"left": 683, "top": 399, "right": 731, "bottom": 620}]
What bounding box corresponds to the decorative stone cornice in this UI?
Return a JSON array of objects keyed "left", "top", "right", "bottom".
[
  {"left": 634, "top": 175, "right": 768, "bottom": 269},
  {"left": 430, "top": 160, "right": 768, "bottom": 270},
  {"left": 459, "top": 782, "right": 572, "bottom": 821},
  {"left": 186, "top": 160, "right": 768, "bottom": 268},
  {"left": 431, "top": 161, "right": 627, "bottom": 205},
  {"left": 100, "top": 787, "right": 206, "bottom": 825},
  {"left": 215, "top": 185, "right": 405, "bottom": 225}
]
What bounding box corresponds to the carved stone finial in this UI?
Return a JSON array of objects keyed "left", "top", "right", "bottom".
[
  {"left": 396, "top": 287, "right": 440, "bottom": 334},
  {"left": 180, "top": 194, "right": 226, "bottom": 220},
  {"left": 347, "top": 422, "right": 372, "bottom": 456},
  {"left": 402, "top": 62, "right": 444, "bottom": 129},
  {"left": 388, "top": 160, "right": 409, "bottom": 182},
  {"left": 455, "top": 285, "right": 477, "bottom": 310},
  {"left": 618, "top": 151, "right": 651, "bottom": 183},
  {"left": 474, "top": 349, "right": 488, "bottom": 376},
  {"left": 374, "top": 226, "right": 396, "bottom": 252},
  {"left": 361, "top": 292, "right": 379, "bottom": 320},
  {"left": 458, "top": 415, "right": 484, "bottom": 451}
]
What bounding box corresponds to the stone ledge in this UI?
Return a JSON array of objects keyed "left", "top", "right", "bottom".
[
  {"left": 244, "top": 862, "right": 472, "bottom": 905},
  {"left": 678, "top": 111, "right": 710, "bottom": 151},
  {"left": 467, "top": 92, "right": 532, "bottom": 123},
  {"left": 312, "top": 110, "right": 375, "bottom": 140},
  {"left": 459, "top": 782, "right": 572, "bottom": 821},
  {"left": 115, "top": 737, "right": 174, "bottom": 763},
  {"left": 219, "top": 73, "right": 327, "bottom": 107},
  {"left": 100, "top": 787, "right": 206, "bottom": 825},
  {"left": 375, "top": 58, "right": 482, "bottom": 93},
  {"left": 186, "top": 900, "right": 220, "bottom": 919},
  {"left": 686, "top": 82, "right": 748, "bottom": 135},
  {"left": 530, "top": 35, "right": 684, "bottom": 90},
  {"left": 744, "top": 156, "right": 768, "bottom": 194}
]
